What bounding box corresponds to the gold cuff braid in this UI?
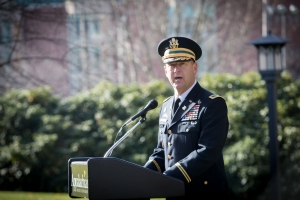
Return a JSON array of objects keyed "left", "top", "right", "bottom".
[
  {"left": 175, "top": 163, "right": 191, "bottom": 183},
  {"left": 150, "top": 159, "right": 162, "bottom": 173}
]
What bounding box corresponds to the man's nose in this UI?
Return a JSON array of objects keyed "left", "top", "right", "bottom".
[{"left": 173, "top": 65, "right": 181, "bottom": 72}]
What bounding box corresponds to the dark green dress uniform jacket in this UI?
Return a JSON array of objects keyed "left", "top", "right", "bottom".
[{"left": 144, "top": 82, "right": 230, "bottom": 199}]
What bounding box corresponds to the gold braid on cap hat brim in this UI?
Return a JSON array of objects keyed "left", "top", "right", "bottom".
[
  {"left": 163, "top": 57, "right": 193, "bottom": 64},
  {"left": 162, "top": 48, "right": 195, "bottom": 62}
]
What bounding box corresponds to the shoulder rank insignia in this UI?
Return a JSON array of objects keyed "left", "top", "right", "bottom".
[
  {"left": 209, "top": 94, "right": 226, "bottom": 101},
  {"left": 163, "top": 96, "right": 172, "bottom": 102}
]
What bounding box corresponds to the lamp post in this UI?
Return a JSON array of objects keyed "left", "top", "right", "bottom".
[{"left": 249, "top": 31, "right": 289, "bottom": 200}]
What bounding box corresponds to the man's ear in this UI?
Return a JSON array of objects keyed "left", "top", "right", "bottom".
[
  {"left": 164, "top": 65, "right": 168, "bottom": 75},
  {"left": 193, "top": 62, "right": 198, "bottom": 74}
]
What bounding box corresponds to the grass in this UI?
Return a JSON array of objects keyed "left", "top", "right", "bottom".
[
  {"left": 0, "top": 191, "right": 70, "bottom": 200},
  {"left": 0, "top": 191, "right": 165, "bottom": 200}
]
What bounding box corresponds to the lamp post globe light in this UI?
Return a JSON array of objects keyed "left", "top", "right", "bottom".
[{"left": 249, "top": 31, "right": 289, "bottom": 200}]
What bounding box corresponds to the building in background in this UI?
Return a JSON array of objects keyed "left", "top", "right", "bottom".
[
  {"left": 0, "top": 0, "right": 69, "bottom": 96},
  {"left": 0, "top": 0, "right": 299, "bottom": 97},
  {"left": 65, "top": 0, "right": 110, "bottom": 95},
  {"left": 264, "top": 0, "right": 300, "bottom": 78}
]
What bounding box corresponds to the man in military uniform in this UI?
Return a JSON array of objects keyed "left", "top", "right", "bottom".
[{"left": 144, "top": 36, "right": 230, "bottom": 199}]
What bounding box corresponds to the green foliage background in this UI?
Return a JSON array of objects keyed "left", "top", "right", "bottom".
[{"left": 0, "top": 71, "right": 299, "bottom": 200}]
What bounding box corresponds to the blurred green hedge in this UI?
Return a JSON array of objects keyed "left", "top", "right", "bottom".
[{"left": 0, "top": 71, "right": 299, "bottom": 200}]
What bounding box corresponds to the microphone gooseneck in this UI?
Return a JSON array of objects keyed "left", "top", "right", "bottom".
[{"left": 104, "top": 99, "right": 158, "bottom": 157}]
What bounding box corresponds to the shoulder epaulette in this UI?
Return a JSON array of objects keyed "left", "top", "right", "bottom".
[
  {"left": 163, "top": 96, "right": 172, "bottom": 102},
  {"left": 209, "top": 94, "right": 226, "bottom": 101}
]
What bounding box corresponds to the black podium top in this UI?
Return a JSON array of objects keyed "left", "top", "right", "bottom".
[{"left": 68, "top": 157, "right": 185, "bottom": 200}]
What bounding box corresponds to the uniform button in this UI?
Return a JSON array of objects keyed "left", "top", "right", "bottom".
[
  {"left": 168, "top": 142, "right": 172, "bottom": 146},
  {"left": 168, "top": 155, "right": 172, "bottom": 159},
  {"left": 186, "top": 128, "right": 189, "bottom": 132},
  {"left": 168, "top": 130, "right": 172, "bottom": 134},
  {"left": 204, "top": 181, "right": 208, "bottom": 185}
]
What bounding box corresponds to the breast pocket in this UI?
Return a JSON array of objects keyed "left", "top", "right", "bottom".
[{"left": 175, "top": 121, "right": 200, "bottom": 156}]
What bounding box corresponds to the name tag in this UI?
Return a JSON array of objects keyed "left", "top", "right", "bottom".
[
  {"left": 160, "top": 114, "right": 168, "bottom": 123},
  {"left": 160, "top": 118, "right": 167, "bottom": 123}
]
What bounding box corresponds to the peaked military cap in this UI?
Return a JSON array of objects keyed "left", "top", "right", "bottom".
[{"left": 157, "top": 36, "right": 202, "bottom": 64}]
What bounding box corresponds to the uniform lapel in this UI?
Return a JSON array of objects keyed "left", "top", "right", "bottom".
[
  {"left": 166, "top": 97, "right": 174, "bottom": 128},
  {"left": 169, "top": 82, "right": 202, "bottom": 128},
  {"left": 170, "top": 100, "right": 195, "bottom": 126}
]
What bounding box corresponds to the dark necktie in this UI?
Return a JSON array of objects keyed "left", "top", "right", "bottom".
[{"left": 172, "top": 98, "right": 181, "bottom": 117}]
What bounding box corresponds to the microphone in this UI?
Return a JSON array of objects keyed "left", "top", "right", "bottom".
[{"left": 122, "top": 99, "right": 158, "bottom": 128}]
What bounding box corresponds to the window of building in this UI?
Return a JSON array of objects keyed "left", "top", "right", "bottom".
[
  {"left": 0, "top": 20, "right": 12, "bottom": 44},
  {"left": 66, "top": 3, "right": 103, "bottom": 94},
  {"left": 167, "top": 1, "right": 218, "bottom": 76}
]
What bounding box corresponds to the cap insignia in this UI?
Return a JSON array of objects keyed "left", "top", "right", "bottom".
[{"left": 169, "top": 38, "right": 179, "bottom": 49}]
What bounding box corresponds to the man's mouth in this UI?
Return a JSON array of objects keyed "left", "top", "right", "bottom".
[{"left": 175, "top": 77, "right": 182, "bottom": 81}]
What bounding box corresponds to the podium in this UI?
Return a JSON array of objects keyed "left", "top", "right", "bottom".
[{"left": 68, "top": 157, "right": 185, "bottom": 200}]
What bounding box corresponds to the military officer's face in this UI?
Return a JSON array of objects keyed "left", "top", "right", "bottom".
[{"left": 164, "top": 60, "right": 198, "bottom": 96}]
